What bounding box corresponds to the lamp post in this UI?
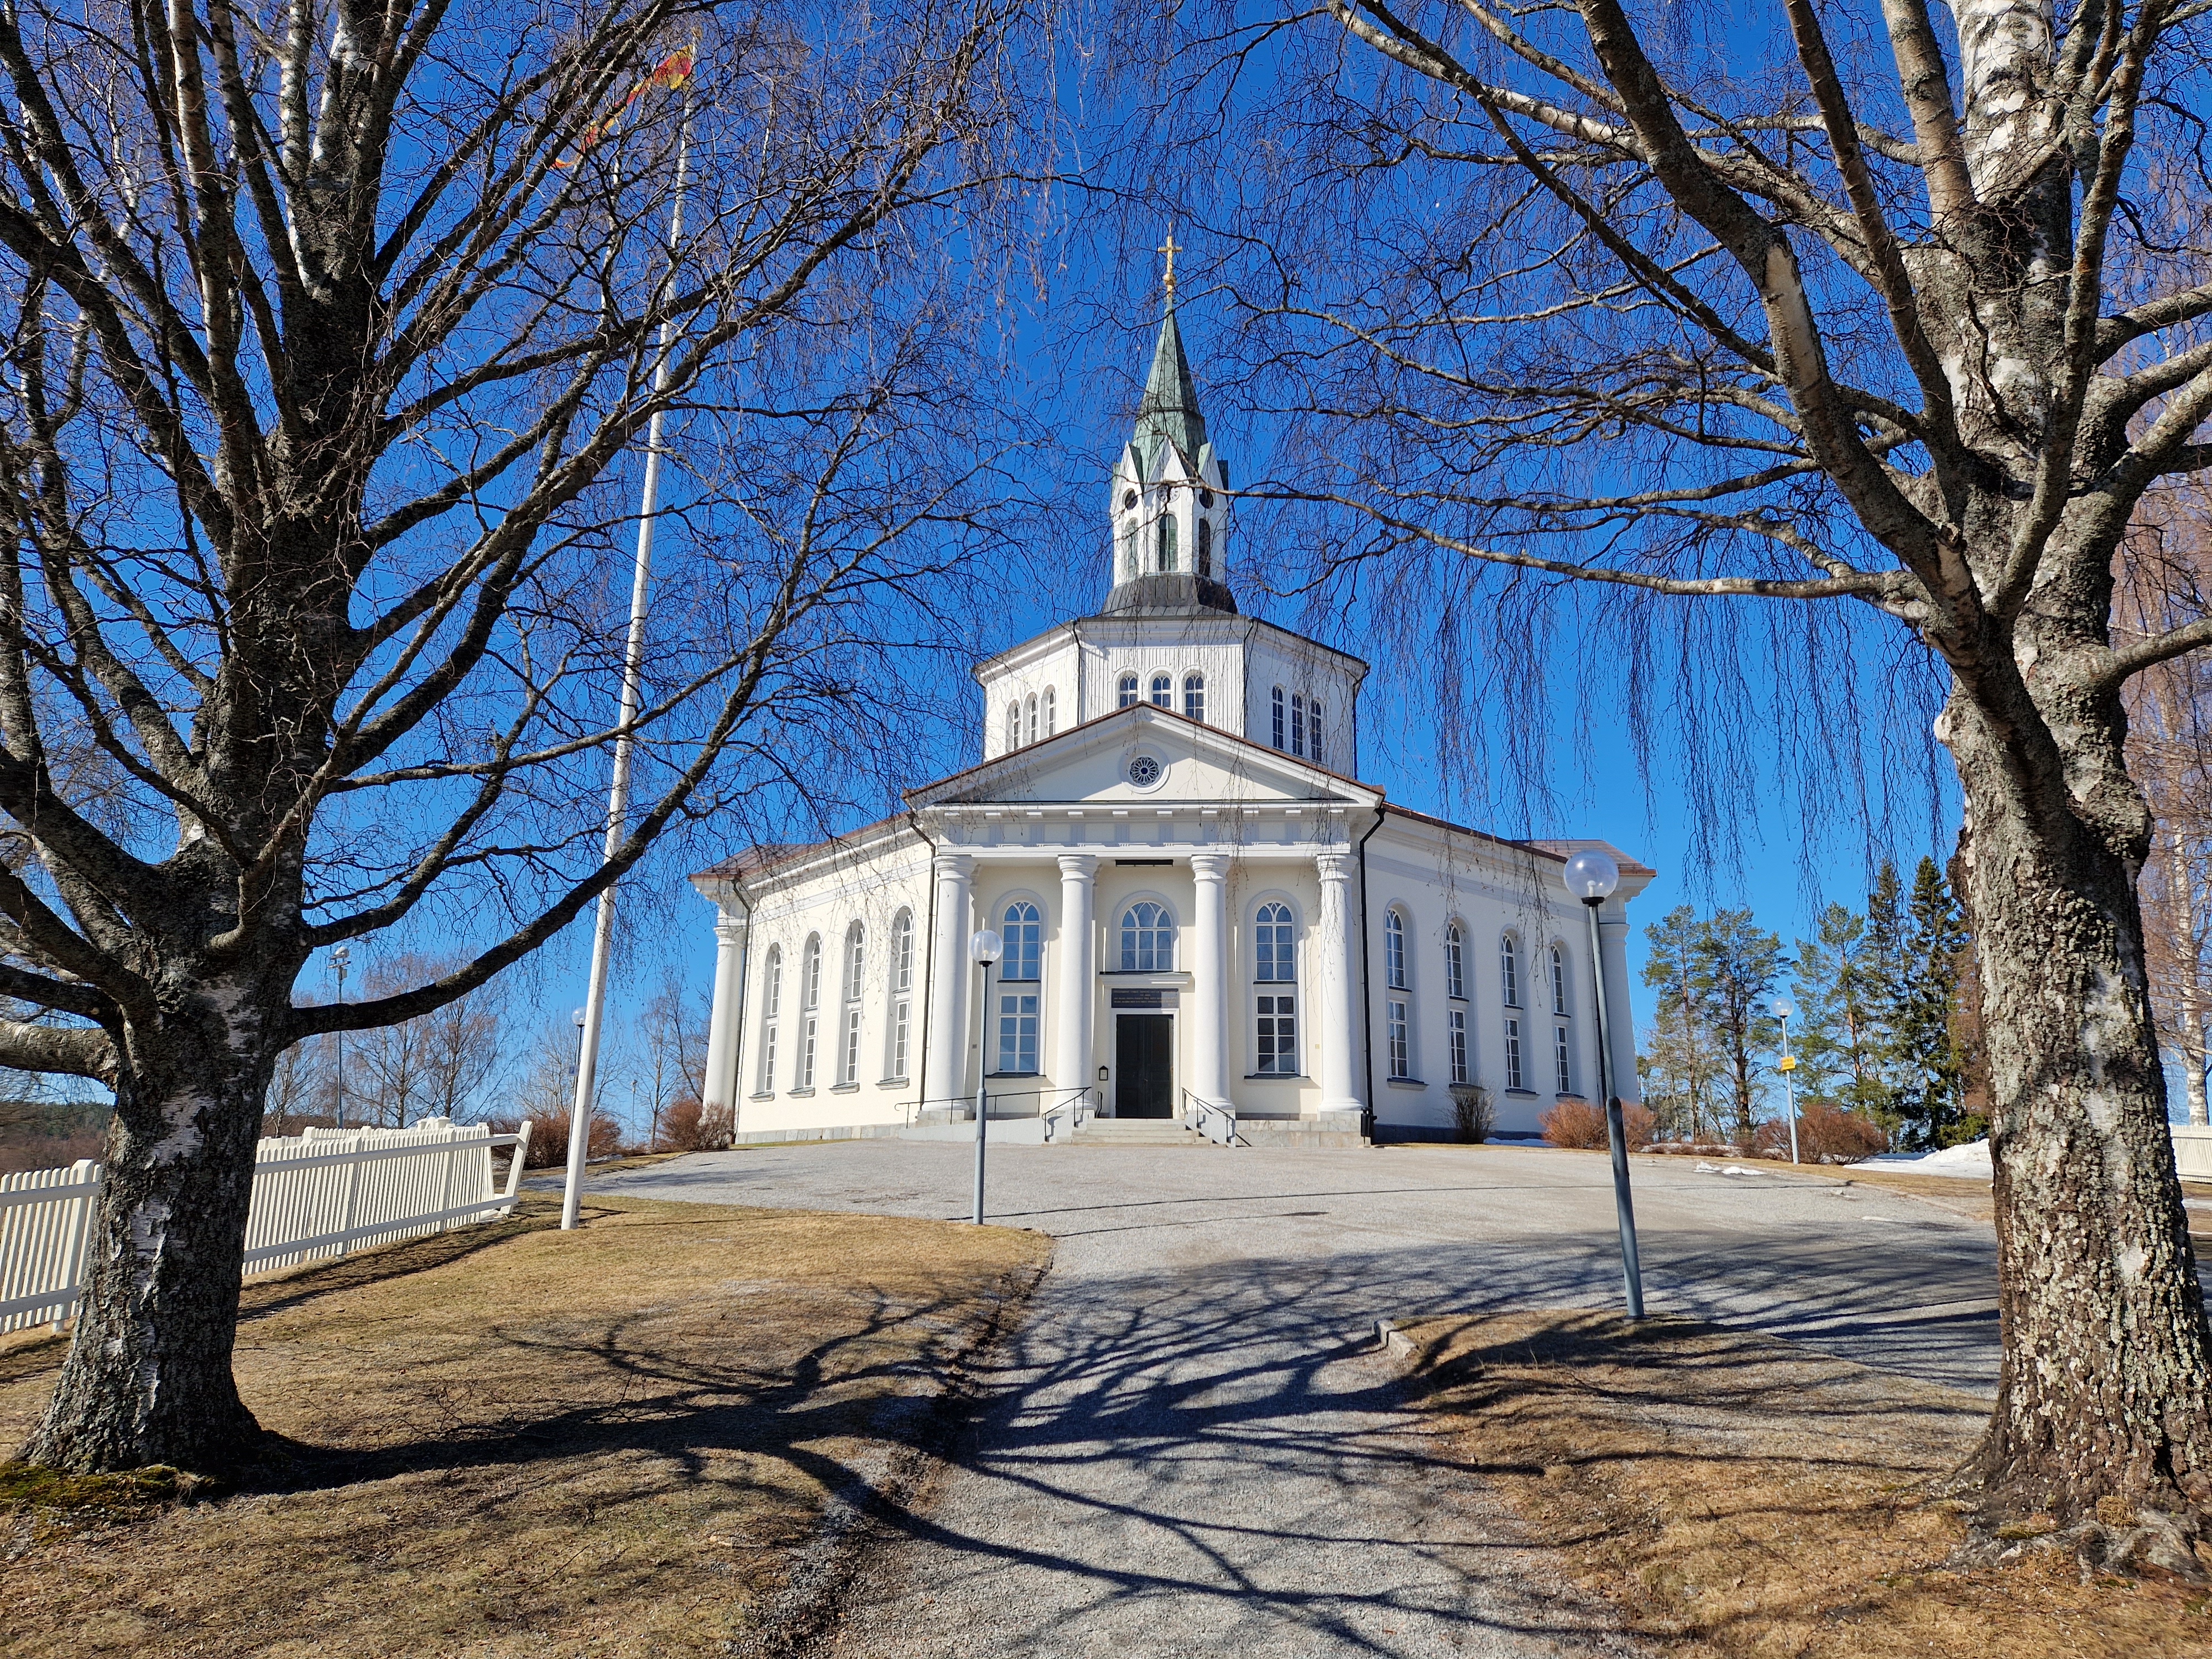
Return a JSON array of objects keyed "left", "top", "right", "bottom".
[
  {"left": 971, "top": 928, "right": 1003, "bottom": 1225},
  {"left": 1563, "top": 848, "right": 1644, "bottom": 1319},
  {"left": 1774, "top": 998, "right": 1801, "bottom": 1164},
  {"left": 330, "top": 945, "right": 351, "bottom": 1129}
]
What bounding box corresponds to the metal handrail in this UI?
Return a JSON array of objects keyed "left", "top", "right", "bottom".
[
  {"left": 1181, "top": 1087, "right": 1240, "bottom": 1147},
  {"left": 900, "top": 1088, "right": 1063, "bottom": 1123},
  {"left": 1040, "top": 1086, "right": 1095, "bottom": 1143}
]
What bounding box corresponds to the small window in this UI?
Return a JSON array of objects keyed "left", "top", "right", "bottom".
[
  {"left": 1026, "top": 694, "right": 1040, "bottom": 747},
  {"left": 1002, "top": 900, "right": 1042, "bottom": 982},
  {"left": 1158, "top": 514, "right": 1179, "bottom": 572},
  {"left": 1449, "top": 1009, "right": 1468, "bottom": 1085},
  {"left": 1551, "top": 944, "right": 1568, "bottom": 1015},
  {"left": 1271, "top": 686, "right": 1286, "bottom": 750},
  {"left": 1501, "top": 935, "right": 1521, "bottom": 1009},
  {"left": 1149, "top": 672, "right": 1172, "bottom": 708},
  {"left": 1197, "top": 517, "right": 1213, "bottom": 576},
  {"left": 1183, "top": 672, "right": 1206, "bottom": 723},
  {"left": 1255, "top": 902, "right": 1295, "bottom": 982},
  {"left": 1554, "top": 1024, "right": 1573, "bottom": 1095},
  {"left": 1118, "top": 672, "right": 1139, "bottom": 708},
  {"left": 1504, "top": 1015, "right": 1524, "bottom": 1091},
  {"left": 1385, "top": 910, "right": 1407, "bottom": 991},
  {"left": 1387, "top": 999, "right": 1410, "bottom": 1080},
  {"left": 1005, "top": 702, "right": 1020, "bottom": 752},
  {"left": 1120, "top": 901, "right": 1176, "bottom": 972},
  {"left": 1290, "top": 693, "right": 1306, "bottom": 758},
  {"left": 1445, "top": 924, "right": 1465, "bottom": 1001},
  {"left": 843, "top": 922, "right": 866, "bottom": 1004},
  {"left": 1308, "top": 700, "right": 1324, "bottom": 766},
  {"left": 1043, "top": 685, "right": 1056, "bottom": 736}
]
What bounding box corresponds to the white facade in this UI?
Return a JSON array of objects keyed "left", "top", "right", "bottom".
[{"left": 691, "top": 307, "right": 1652, "bottom": 1145}]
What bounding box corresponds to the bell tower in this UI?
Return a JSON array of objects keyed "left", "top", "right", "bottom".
[{"left": 1105, "top": 238, "right": 1235, "bottom": 615}]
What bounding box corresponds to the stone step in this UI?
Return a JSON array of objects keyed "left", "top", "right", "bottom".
[{"left": 1071, "top": 1117, "right": 1209, "bottom": 1146}]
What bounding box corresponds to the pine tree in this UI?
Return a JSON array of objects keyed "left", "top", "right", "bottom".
[
  {"left": 1791, "top": 902, "right": 1891, "bottom": 1119},
  {"left": 1691, "top": 909, "right": 1788, "bottom": 1145},
  {"left": 1894, "top": 857, "right": 1971, "bottom": 1150},
  {"left": 1640, "top": 905, "right": 1724, "bottom": 1141}
]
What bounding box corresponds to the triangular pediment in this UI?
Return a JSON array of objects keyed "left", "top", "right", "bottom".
[{"left": 906, "top": 705, "right": 1379, "bottom": 812}]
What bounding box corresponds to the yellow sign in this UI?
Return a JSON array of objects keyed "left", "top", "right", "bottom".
[{"left": 1777, "top": 1055, "right": 1797, "bottom": 1072}]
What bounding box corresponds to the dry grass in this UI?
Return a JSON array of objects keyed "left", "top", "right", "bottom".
[
  {"left": 1395, "top": 1310, "right": 2212, "bottom": 1658},
  {"left": 1, "top": 1193, "right": 1050, "bottom": 1657}
]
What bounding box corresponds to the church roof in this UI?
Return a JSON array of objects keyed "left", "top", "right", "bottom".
[{"left": 1131, "top": 306, "right": 1208, "bottom": 478}]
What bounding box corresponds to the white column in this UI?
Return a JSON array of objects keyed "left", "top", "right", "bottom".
[
  {"left": 1189, "top": 852, "right": 1232, "bottom": 1107},
  {"left": 1056, "top": 854, "right": 1098, "bottom": 1104},
  {"left": 924, "top": 852, "right": 975, "bottom": 1108},
  {"left": 702, "top": 912, "right": 747, "bottom": 1113},
  {"left": 1597, "top": 904, "right": 1640, "bottom": 1103},
  {"left": 1316, "top": 851, "right": 1361, "bottom": 1117}
]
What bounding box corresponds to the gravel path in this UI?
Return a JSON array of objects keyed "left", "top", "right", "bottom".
[{"left": 579, "top": 1140, "right": 1999, "bottom": 1657}]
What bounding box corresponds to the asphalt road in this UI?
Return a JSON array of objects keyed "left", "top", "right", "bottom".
[{"left": 580, "top": 1140, "right": 1999, "bottom": 1657}]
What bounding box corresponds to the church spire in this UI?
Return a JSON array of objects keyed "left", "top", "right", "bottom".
[
  {"left": 1103, "top": 243, "right": 1236, "bottom": 618},
  {"left": 1131, "top": 303, "right": 1209, "bottom": 477}
]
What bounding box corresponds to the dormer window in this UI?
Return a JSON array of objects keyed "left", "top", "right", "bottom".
[{"left": 1118, "top": 672, "right": 1140, "bottom": 708}]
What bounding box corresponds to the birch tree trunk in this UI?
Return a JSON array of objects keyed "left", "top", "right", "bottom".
[{"left": 1195, "top": 0, "right": 2212, "bottom": 1548}]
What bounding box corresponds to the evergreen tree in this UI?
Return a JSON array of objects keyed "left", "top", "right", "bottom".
[
  {"left": 1690, "top": 909, "right": 1788, "bottom": 1145},
  {"left": 1640, "top": 905, "right": 1723, "bottom": 1140},
  {"left": 1894, "top": 857, "right": 1971, "bottom": 1149},
  {"left": 1791, "top": 902, "right": 1892, "bottom": 1119}
]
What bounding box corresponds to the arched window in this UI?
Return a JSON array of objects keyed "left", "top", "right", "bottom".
[
  {"left": 1550, "top": 944, "right": 1568, "bottom": 1015},
  {"left": 1182, "top": 672, "right": 1206, "bottom": 723},
  {"left": 1256, "top": 901, "right": 1296, "bottom": 982},
  {"left": 886, "top": 910, "right": 914, "bottom": 1080},
  {"left": 1254, "top": 901, "right": 1297, "bottom": 1075},
  {"left": 1119, "top": 901, "right": 1176, "bottom": 972},
  {"left": 994, "top": 900, "right": 1043, "bottom": 1075},
  {"left": 1005, "top": 702, "right": 1020, "bottom": 752},
  {"left": 1384, "top": 909, "right": 1407, "bottom": 990},
  {"left": 1501, "top": 934, "right": 1524, "bottom": 1091},
  {"left": 1042, "top": 686, "right": 1056, "bottom": 736},
  {"left": 1444, "top": 924, "right": 1465, "bottom": 1001},
  {"left": 1308, "top": 701, "right": 1325, "bottom": 766},
  {"left": 757, "top": 947, "right": 783, "bottom": 1094},
  {"left": 1118, "top": 672, "right": 1140, "bottom": 709},
  {"left": 1197, "top": 517, "right": 1213, "bottom": 576},
  {"left": 1149, "top": 672, "right": 1172, "bottom": 708},
  {"left": 797, "top": 935, "right": 822, "bottom": 1089},
  {"left": 839, "top": 923, "right": 865, "bottom": 1085},
  {"left": 1271, "top": 686, "right": 1286, "bottom": 750},
  {"left": 1001, "top": 900, "right": 1042, "bottom": 982},
  {"left": 1290, "top": 693, "right": 1306, "bottom": 758},
  {"left": 1158, "top": 513, "right": 1179, "bottom": 572}
]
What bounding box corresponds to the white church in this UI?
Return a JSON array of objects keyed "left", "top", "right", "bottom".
[{"left": 691, "top": 303, "right": 1652, "bottom": 1146}]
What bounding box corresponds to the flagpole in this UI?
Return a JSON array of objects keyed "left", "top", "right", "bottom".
[{"left": 563, "top": 97, "right": 693, "bottom": 1232}]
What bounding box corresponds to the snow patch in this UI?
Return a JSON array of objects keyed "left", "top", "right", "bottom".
[{"left": 1871, "top": 1139, "right": 1993, "bottom": 1180}]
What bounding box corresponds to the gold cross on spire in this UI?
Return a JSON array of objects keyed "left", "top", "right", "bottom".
[{"left": 1157, "top": 232, "right": 1181, "bottom": 302}]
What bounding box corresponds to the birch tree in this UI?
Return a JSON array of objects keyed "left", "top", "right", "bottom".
[
  {"left": 0, "top": 0, "right": 1031, "bottom": 1475},
  {"left": 1146, "top": 0, "right": 2212, "bottom": 1556}
]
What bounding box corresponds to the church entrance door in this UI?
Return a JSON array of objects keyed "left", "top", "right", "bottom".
[{"left": 1115, "top": 1015, "right": 1175, "bottom": 1118}]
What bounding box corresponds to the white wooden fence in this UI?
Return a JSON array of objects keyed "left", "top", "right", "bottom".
[{"left": 0, "top": 1117, "right": 530, "bottom": 1335}]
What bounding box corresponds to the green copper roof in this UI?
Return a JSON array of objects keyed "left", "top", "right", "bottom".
[{"left": 1132, "top": 306, "right": 1208, "bottom": 476}]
